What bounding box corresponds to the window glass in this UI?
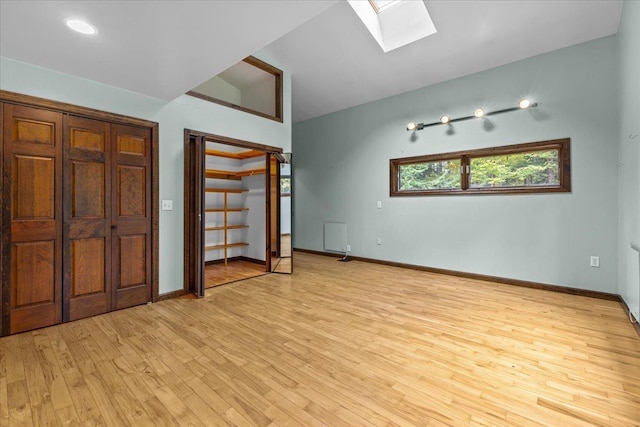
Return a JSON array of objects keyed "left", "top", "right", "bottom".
[
  {"left": 399, "top": 159, "right": 461, "bottom": 191},
  {"left": 280, "top": 177, "right": 291, "bottom": 195},
  {"left": 470, "top": 150, "right": 559, "bottom": 188}
]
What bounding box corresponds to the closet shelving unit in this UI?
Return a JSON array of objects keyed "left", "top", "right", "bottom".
[{"left": 204, "top": 148, "right": 265, "bottom": 265}]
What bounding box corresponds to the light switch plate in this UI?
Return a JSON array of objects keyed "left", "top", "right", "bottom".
[{"left": 161, "top": 200, "right": 173, "bottom": 211}]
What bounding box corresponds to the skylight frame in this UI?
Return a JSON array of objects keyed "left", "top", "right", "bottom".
[
  {"left": 368, "top": 0, "right": 402, "bottom": 14},
  {"left": 348, "top": 0, "right": 437, "bottom": 53}
]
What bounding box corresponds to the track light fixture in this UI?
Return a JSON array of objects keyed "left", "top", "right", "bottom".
[{"left": 406, "top": 99, "right": 537, "bottom": 132}]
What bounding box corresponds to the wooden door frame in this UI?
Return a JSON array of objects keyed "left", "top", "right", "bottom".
[
  {"left": 0, "top": 90, "right": 160, "bottom": 317},
  {"left": 183, "top": 131, "right": 205, "bottom": 298},
  {"left": 0, "top": 102, "right": 5, "bottom": 335},
  {"left": 183, "top": 129, "right": 283, "bottom": 296}
]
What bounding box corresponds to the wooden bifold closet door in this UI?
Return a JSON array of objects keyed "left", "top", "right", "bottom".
[
  {"left": 1, "top": 101, "right": 154, "bottom": 335},
  {"left": 64, "top": 117, "right": 153, "bottom": 320},
  {"left": 2, "top": 104, "right": 63, "bottom": 334},
  {"left": 110, "top": 123, "right": 152, "bottom": 310},
  {"left": 63, "top": 116, "right": 112, "bottom": 321}
]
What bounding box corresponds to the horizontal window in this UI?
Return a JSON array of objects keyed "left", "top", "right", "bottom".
[{"left": 390, "top": 138, "right": 570, "bottom": 196}]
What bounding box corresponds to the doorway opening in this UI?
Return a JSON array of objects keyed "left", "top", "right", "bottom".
[{"left": 184, "top": 129, "right": 291, "bottom": 297}]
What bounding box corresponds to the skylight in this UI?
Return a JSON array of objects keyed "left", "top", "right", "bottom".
[
  {"left": 348, "top": 0, "right": 437, "bottom": 52},
  {"left": 369, "top": 0, "right": 401, "bottom": 14}
]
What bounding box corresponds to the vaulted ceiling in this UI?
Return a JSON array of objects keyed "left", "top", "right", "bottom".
[
  {"left": 263, "top": 0, "right": 623, "bottom": 123},
  {"left": 0, "top": 1, "right": 623, "bottom": 123},
  {"left": 0, "top": 0, "right": 338, "bottom": 100}
]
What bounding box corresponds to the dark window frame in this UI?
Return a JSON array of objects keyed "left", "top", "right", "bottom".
[
  {"left": 390, "top": 138, "right": 571, "bottom": 197},
  {"left": 187, "top": 56, "right": 283, "bottom": 123}
]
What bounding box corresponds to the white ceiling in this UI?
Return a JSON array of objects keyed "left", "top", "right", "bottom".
[
  {"left": 262, "top": 0, "right": 623, "bottom": 123},
  {"left": 0, "top": 0, "right": 338, "bottom": 101},
  {"left": 0, "top": 1, "right": 623, "bottom": 123}
]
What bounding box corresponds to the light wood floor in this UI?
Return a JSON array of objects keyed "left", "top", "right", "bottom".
[
  {"left": 1, "top": 252, "right": 639, "bottom": 426},
  {"left": 205, "top": 260, "right": 267, "bottom": 288}
]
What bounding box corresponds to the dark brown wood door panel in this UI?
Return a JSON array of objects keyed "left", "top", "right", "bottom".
[
  {"left": 12, "top": 241, "right": 55, "bottom": 306},
  {"left": 112, "top": 124, "right": 152, "bottom": 310},
  {"left": 12, "top": 155, "right": 55, "bottom": 218},
  {"left": 2, "top": 104, "right": 63, "bottom": 334},
  {"left": 63, "top": 116, "right": 111, "bottom": 321},
  {"left": 118, "top": 165, "right": 146, "bottom": 217},
  {"left": 119, "top": 234, "right": 147, "bottom": 288},
  {"left": 72, "top": 161, "right": 105, "bottom": 218}
]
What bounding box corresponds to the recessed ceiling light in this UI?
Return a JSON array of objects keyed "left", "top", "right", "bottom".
[
  {"left": 474, "top": 108, "right": 485, "bottom": 118},
  {"left": 65, "top": 19, "right": 97, "bottom": 35}
]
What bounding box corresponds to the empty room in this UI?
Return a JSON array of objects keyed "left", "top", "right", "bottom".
[{"left": 1, "top": 0, "right": 639, "bottom": 426}]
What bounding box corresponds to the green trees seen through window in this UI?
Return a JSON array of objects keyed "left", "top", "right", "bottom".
[
  {"left": 470, "top": 150, "right": 559, "bottom": 188},
  {"left": 280, "top": 177, "right": 291, "bottom": 194},
  {"left": 399, "top": 160, "right": 460, "bottom": 190}
]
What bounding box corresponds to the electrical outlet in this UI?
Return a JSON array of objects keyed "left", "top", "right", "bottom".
[
  {"left": 161, "top": 200, "right": 173, "bottom": 211},
  {"left": 376, "top": 201, "right": 382, "bottom": 209},
  {"left": 346, "top": 245, "right": 351, "bottom": 252},
  {"left": 377, "top": 237, "right": 382, "bottom": 245},
  {"left": 590, "top": 256, "right": 600, "bottom": 268}
]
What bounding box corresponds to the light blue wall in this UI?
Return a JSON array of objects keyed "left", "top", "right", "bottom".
[
  {"left": 0, "top": 53, "right": 292, "bottom": 294},
  {"left": 293, "top": 36, "right": 619, "bottom": 293},
  {"left": 617, "top": 0, "right": 640, "bottom": 320}
]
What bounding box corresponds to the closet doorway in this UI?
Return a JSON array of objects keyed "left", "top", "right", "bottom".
[{"left": 184, "top": 129, "right": 291, "bottom": 297}]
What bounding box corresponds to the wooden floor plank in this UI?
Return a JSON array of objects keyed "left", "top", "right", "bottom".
[
  {"left": 205, "top": 260, "right": 267, "bottom": 288},
  {"left": 1, "top": 252, "right": 639, "bottom": 426},
  {"left": 0, "top": 369, "right": 9, "bottom": 427},
  {"left": 6, "top": 380, "right": 32, "bottom": 426}
]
